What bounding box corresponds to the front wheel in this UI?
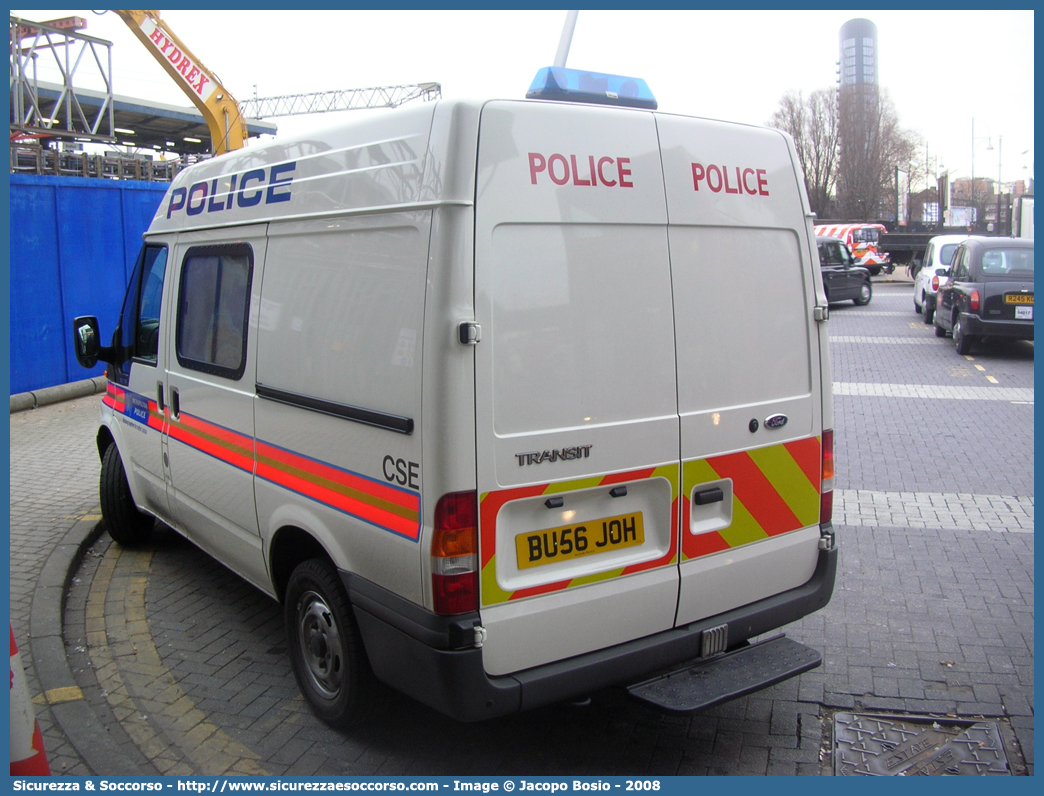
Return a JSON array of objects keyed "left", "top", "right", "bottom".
[
  {"left": 923, "top": 304, "right": 934, "bottom": 324},
  {"left": 954, "top": 316, "right": 974, "bottom": 355},
  {"left": 285, "top": 558, "right": 375, "bottom": 728},
  {"left": 853, "top": 281, "right": 872, "bottom": 306},
  {"left": 99, "top": 444, "right": 154, "bottom": 546},
  {"left": 934, "top": 317, "right": 947, "bottom": 337}
]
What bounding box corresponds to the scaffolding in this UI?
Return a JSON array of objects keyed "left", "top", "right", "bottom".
[
  {"left": 241, "top": 83, "right": 441, "bottom": 119},
  {"left": 10, "top": 16, "right": 116, "bottom": 144},
  {"left": 9, "top": 144, "right": 191, "bottom": 181}
]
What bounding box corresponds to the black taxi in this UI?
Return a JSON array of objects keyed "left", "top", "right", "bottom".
[
  {"left": 816, "top": 235, "right": 872, "bottom": 306},
  {"left": 934, "top": 236, "right": 1034, "bottom": 355}
]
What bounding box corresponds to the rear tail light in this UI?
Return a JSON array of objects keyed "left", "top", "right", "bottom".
[
  {"left": 970, "top": 289, "right": 980, "bottom": 311},
  {"left": 931, "top": 275, "right": 939, "bottom": 291},
  {"left": 820, "top": 430, "right": 834, "bottom": 524},
  {"left": 431, "top": 491, "right": 478, "bottom": 615}
]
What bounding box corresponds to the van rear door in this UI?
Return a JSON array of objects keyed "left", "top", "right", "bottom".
[
  {"left": 473, "top": 101, "right": 680, "bottom": 677},
  {"left": 656, "top": 116, "right": 824, "bottom": 627}
]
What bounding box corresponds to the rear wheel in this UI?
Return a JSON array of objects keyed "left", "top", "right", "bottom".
[
  {"left": 954, "top": 316, "right": 974, "bottom": 355},
  {"left": 934, "top": 316, "right": 947, "bottom": 337},
  {"left": 923, "top": 304, "right": 934, "bottom": 324},
  {"left": 99, "top": 444, "right": 154, "bottom": 546},
  {"left": 853, "top": 281, "right": 872, "bottom": 306},
  {"left": 285, "top": 558, "right": 374, "bottom": 728}
]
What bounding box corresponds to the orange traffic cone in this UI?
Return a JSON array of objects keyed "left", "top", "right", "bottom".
[{"left": 10, "top": 625, "right": 50, "bottom": 775}]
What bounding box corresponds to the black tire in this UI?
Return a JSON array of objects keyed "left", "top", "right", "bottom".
[
  {"left": 100, "top": 444, "right": 154, "bottom": 546},
  {"left": 954, "top": 315, "right": 974, "bottom": 355},
  {"left": 934, "top": 316, "right": 947, "bottom": 337},
  {"left": 923, "top": 305, "right": 934, "bottom": 324},
  {"left": 853, "top": 281, "right": 872, "bottom": 306},
  {"left": 285, "top": 558, "right": 375, "bottom": 728}
]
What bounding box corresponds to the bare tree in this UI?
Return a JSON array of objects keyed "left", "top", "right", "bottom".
[
  {"left": 836, "top": 88, "right": 920, "bottom": 220},
  {"left": 768, "top": 89, "right": 838, "bottom": 217},
  {"left": 968, "top": 179, "right": 995, "bottom": 231}
]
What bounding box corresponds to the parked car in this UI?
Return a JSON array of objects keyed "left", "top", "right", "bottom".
[
  {"left": 914, "top": 234, "right": 968, "bottom": 323},
  {"left": 817, "top": 236, "right": 872, "bottom": 305},
  {"left": 934, "top": 237, "right": 1034, "bottom": 354}
]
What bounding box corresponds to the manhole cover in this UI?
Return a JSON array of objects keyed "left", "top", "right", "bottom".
[{"left": 833, "top": 712, "right": 1010, "bottom": 776}]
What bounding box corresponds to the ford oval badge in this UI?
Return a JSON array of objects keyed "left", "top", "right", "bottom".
[{"left": 765, "top": 414, "right": 788, "bottom": 430}]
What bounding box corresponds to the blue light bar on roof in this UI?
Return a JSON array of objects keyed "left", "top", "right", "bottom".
[{"left": 526, "top": 67, "right": 657, "bottom": 110}]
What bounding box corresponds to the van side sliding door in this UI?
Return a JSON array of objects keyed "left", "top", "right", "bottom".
[{"left": 163, "top": 224, "right": 270, "bottom": 591}]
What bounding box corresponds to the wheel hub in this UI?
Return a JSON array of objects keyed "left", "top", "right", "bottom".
[
  {"left": 309, "top": 634, "right": 328, "bottom": 658},
  {"left": 297, "top": 590, "right": 344, "bottom": 699}
]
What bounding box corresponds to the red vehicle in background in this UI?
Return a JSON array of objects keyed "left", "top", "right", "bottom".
[{"left": 815, "top": 223, "right": 893, "bottom": 276}]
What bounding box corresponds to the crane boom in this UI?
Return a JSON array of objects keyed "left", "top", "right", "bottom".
[
  {"left": 240, "top": 83, "right": 441, "bottom": 119},
  {"left": 114, "top": 10, "right": 247, "bottom": 155}
]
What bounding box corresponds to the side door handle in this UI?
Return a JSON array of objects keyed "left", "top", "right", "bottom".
[
  {"left": 171, "top": 387, "right": 180, "bottom": 419},
  {"left": 157, "top": 382, "right": 165, "bottom": 413}
]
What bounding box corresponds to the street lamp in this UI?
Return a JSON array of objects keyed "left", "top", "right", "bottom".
[
  {"left": 971, "top": 117, "right": 993, "bottom": 229},
  {"left": 997, "top": 135, "right": 1003, "bottom": 194},
  {"left": 993, "top": 135, "right": 1006, "bottom": 233}
]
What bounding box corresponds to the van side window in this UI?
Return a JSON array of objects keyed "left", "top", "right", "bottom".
[
  {"left": 114, "top": 244, "right": 168, "bottom": 383},
  {"left": 176, "top": 244, "right": 252, "bottom": 380}
]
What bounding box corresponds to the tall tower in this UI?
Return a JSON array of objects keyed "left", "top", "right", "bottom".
[
  {"left": 837, "top": 18, "right": 882, "bottom": 219},
  {"left": 839, "top": 18, "right": 879, "bottom": 92}
]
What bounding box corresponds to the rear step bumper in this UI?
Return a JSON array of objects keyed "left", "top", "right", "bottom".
[
  {"left": 626, "top": 635, "right": 821, "bottom": 714},
  {"left": 347, "top": 528, "right": 836, "bottom": 722},
  {"left": 960, "top": 314, "right": 1034, "bottom": 340}
]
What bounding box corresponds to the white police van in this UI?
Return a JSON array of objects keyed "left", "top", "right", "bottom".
[{"left": 74, "top": 67, "right": 837, "bottom": 727}]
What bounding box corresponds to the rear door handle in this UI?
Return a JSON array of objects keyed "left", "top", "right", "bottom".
[
  {"left": 694, "top": 487, "right": 724, "bottom": 506},
  {"left": 157, "top": 382, "right": 165, "bottom": 412},
  {"left": 171, "top": 387, "right": 180, "bottom": 418}
]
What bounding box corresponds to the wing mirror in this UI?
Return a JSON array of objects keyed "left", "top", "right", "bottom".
[
  {"left": 935, "top": 268, "right": 948, "bottom": 276},
  {"left": 72, "top": 316, "right": 115, "bottom": 369}
]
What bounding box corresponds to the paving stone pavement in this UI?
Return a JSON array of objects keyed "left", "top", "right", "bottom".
[
  {"left": 10, "top": 395, "right": 107, "bottom": 775},
  {"left": 9, "top": 283, "right": 1033, "bottom": 776}
]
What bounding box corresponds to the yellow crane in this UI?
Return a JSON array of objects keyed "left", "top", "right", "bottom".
[{"left": 114, "top": 10, "right": 247, "bottom": 155}]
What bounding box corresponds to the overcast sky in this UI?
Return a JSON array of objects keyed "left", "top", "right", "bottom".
[{"left": 13, "top": 9, "right": 1035, "bottom": 191}]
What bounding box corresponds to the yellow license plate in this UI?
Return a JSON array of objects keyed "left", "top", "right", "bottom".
[
  {"left": 1005, "top": 293, "right": 1034, "bottom": 304},
  {"left": 515, "top": 512, "right": 645, "bottom": 570}
]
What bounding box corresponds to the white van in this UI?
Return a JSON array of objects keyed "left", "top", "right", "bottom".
[{"left": 74, "top": 68, "right": 837, "bottom": 726}]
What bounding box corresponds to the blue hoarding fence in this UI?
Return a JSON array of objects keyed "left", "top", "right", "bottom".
[{"left": 9, "top": 174, "right": 168, "bottom": 395}]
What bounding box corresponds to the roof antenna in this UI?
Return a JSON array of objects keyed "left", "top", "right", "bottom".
[{"left": 554, "top": 10, "right": 579, "bottom": 68}]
